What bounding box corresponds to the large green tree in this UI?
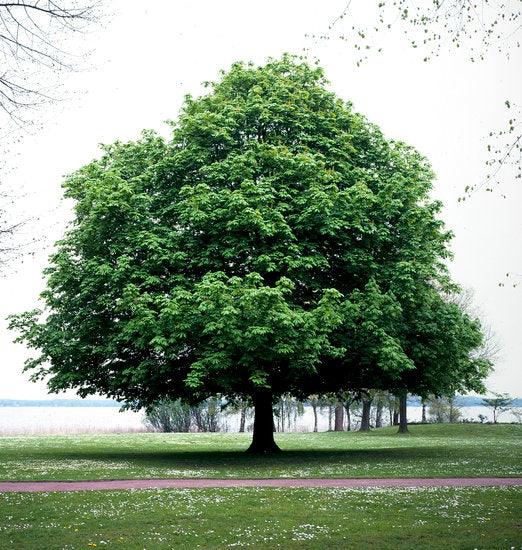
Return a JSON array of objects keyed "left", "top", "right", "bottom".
[{"left": 10, "top": 55, "right": 488, "bottom": 452}]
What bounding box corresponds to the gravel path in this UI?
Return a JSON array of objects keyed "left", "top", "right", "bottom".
[{"left": 1, "top": 477, "right": 521, "bottom": 493}]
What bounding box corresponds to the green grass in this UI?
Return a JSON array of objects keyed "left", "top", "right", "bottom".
[
  {"left": 1, "top": 486, "right": 521, "bottom": 549},
  {"left": 2, "top": 425, "right": 521, "bottom": 549},
  {"left": 1, "top": 424, "right": 520, "bottom": 481}
]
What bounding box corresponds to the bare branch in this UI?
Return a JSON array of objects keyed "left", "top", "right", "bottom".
[
  {"left": 0, "top": 1, "right": 101, "bottom": 122},
  {"left": 0, "top": 1, "right": 103, "bottom": 275},
  {"left": 445, "top": 288, "right": 501, "bottom": 362},
  {"left": 1, "top": 2, "right": 93, "bottom": 20},
  {"left": 311, "top": 1, "right": 521, "bottom": 193},
  {"left": 312, "top": 0, "right": 522, "bottom": 65}
]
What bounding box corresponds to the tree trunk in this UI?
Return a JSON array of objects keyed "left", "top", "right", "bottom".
[
  {"left": 328, "top": 405, "right": 333, "bottom": 431},
  {"left": 398, "top": 392, "right": 409, "bottom": 434},
  {"left": 239, "top": 405, "right": 246, "bottom": 433},
  {"left": 392, "top": 398, "right": 399, "bottom": 426},
  {"left": 312, "top": 404, "right": 318, "bottom": 432},
  {"left": 375, "top": 401, "right": 383, "bottom": 428},
  {"left": 334, "top": 403, "right": 344, "bottom": 431},
  {"left": 359, "top": 398, "right": 372, "bottom": 431},
  {"left": 421, "top": 399, "right": 427, "bottom": 423},
  {"left": 345, "top": 405, "right": 351, "bottom": 431},
  {"left": 247, "top": 391, "right": 281, "bottom": 453}
]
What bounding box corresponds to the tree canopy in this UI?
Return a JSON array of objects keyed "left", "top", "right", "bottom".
[
  {"left": 482, "top": 393, "right": 514, "bottom": 423},
  {"left": 9, "top": 55, "right": 490, "bottom": 452}
]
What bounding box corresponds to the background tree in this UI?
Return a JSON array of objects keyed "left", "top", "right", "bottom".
[
  {"left": 342, "top": 391, "right": 358, "bottom": 431},
  {"left": 427, "top": 396, "right": 446, "bottom": 423},
  {"left": 421, "top": 397, "right": 427, "bottom": 423},
  {"left": 358, "top": 391, "right": 373, "bottom": 432},
  {"left": 482, "top": 392, "right": 514, "bottom": 423},
  {"left": 237, "top": 400, "right": 250, "bottom": 433},
  {"left": 223, "top": 398, "right": 252, "bottom": 432},
  {"left": 144, "top": 399, "right": 192, "bottom": 433},
  {"left": 274, "top": 395, "right": 304, "bottom": 433},
  {"left": 9, "top": 55, "right": 489, "bottom": 454},
  {"left": 308, "top": 394, "right": 329, "bottom": 432},
  {"left": 389, "top": 285, "right": 491, "bottom": 433},
  {"left": 334, "top": 401, "right": 344, "bottom": 432},
  {"left": 144, "top": 397, "right": 223, "bottom": 433},
  {"left": 384, "top": 393, "right": 399, "bottom": 426},
  {"left": 373, "top": 391, "right": 386, "bottom": 428},
  {"left": 309, "top": 395, "right": 319, "bottom": 432},
  {"left": 320, "top": 273, "right": 490, "bottom": 435},
  {"left": 192, "top": 397, "right": 222, "bottom": 433},
  {"left": 427, "top": 395, "right": 462, "bottom": 423},
  {"left": 446, "top": 395, "right": 461, "bottom": 424},
  {"left": 397, "top": 391, "right": 409, "bottom": 434}
]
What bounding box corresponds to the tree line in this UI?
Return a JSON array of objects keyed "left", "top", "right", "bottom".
[{"left": 145, "top": 391, "right": 518, "bottom": 433}]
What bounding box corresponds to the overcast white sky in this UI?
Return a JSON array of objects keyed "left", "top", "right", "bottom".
[{"left": 0, "top": 1, "right": 520, "bottom": 399}]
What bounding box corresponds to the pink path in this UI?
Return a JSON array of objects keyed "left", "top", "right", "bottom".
[{"left": 0, "top": 477, "right": 521, "bottom": 493}]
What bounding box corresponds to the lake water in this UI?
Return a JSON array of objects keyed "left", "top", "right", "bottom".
[{"left": 0, "top": 405, "right": 519, "bottom": 435}]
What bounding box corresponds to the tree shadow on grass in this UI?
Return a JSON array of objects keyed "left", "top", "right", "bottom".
[{"left": 28, "top": 446, "right": 455, "bottom": 473}]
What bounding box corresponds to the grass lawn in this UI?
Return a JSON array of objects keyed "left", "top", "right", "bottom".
[
  {"left": 1, "top": 486, "right": 521, "bottom": 549},
  {"left": 0, "top": 424, "right": 520, "bottom": 481}
]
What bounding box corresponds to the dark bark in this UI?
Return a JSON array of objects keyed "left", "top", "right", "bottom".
[
  {"left": 334, "top": 403, "right": 344, "bottom": 431},
  {"left": 398, "top": 392, "right": 409, "bottom": 434},
  {"left": 375, "top": 401, "right": 383, "bottom": 428},
  {"left": 392, "top": 398, "right": 399, "bottom": 426},
  {"left": 359, "top": 398, "right": 372, "bottom": 431},
  {"left": 312, "top": 404, "right": 318, "bottom": 432},
  {"left": 344, "top": 397, "right": 355, "bottom": 431},
  {"left": 421, "top": 400, "right": 427, "bottom": 423},
  {"left": 328, "top": 405, "right": 333, "bottom": 431},
  {"left": 239, "top": 405, "right": 246, "bottom": 433},
  {"left": 344, "top": 404, "right": 351, "bottom": 431},
  {"left": 247, "top": 391, "right": 281, "bottom": 453}
]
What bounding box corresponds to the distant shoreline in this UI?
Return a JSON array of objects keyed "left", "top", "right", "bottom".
[
  {"left": 1, "top": 397, "right": 521, "bottom": 408},
  {"left": 0, "top": 399, "right": 121, "bottom": 408}
]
